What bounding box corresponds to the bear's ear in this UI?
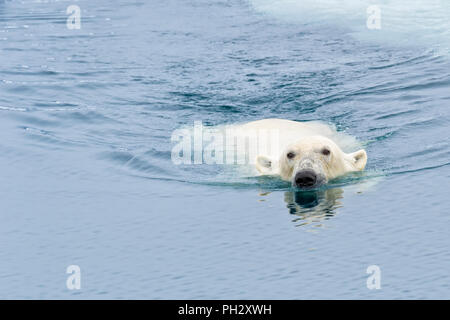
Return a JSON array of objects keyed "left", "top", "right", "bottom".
[
  {"left": 255, "top": 155, "right": 273, "bottom": 174},
  {"left": 349, "top": 149, "right": 367, "bottom": 171}
]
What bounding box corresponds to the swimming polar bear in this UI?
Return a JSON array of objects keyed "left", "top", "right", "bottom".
[{"left": 236, "top": 119, "right": 367, "bottom": 189}]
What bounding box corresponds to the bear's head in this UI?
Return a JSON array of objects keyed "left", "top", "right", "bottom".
[{"left": 255, "top": 135, "right": 367, "bottom": 189}]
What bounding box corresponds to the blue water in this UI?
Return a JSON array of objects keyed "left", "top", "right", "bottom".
[{"left": 0, "top": 0, "right": 449, "bottom": 299}]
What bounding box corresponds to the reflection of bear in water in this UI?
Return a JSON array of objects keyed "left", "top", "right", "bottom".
[{"left": 284, "top": 188, "right": 344, "bottom": 227}]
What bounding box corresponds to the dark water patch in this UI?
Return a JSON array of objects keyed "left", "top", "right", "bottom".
[
  {"left": 1, "top": 47, "right": 25, "bottom": 52},
  {"left": 368, "top": 54, "right": 442, "bottom": 70},
  {"left": 349, "top": 78, "right": 450, "bottom": 98},
  {"left": 397, "top": 94, "right": 426, "bottom": 101},
  {"left": 20, "top": 126, "right": 85, "bottom": 149},
  {"left": 99, "top": 151, "right": 135, "bottom": 164},
  {"left": 401, "top": 117, "right": 441, "bottom": 130},
  {"left": 33, "top": 102, "right": 79, "bottom": 109},
  {"left": 74, "top": 81, "right": 124, "bottom": 89},
  {"left": 403, "top": 142, "right": 450, "bottom": 159},
  {"left": 373, "top": 109, "right": 419, "bottom": 121},
  {"left": 169, "top": 91, "right": 211, "bottom": 103},
  {"left": 49, "top": 110, "right": 118, "bottom": 125},
  {"left": 4, "top": 84, "right": 36, "bottom": 93},
  {"left": 391, "top": 162, "right": 450, "bottom": 176}
]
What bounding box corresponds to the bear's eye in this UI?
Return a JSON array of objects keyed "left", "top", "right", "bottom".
[
  {"left": 287, "top": 152, "right": 295, "bottom": 159},
  {"left": 321, "top": 148, "right": 331, "bottom": 156}
]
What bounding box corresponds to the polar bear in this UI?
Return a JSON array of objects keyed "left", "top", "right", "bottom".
[{"left": 236, "top": 119, "right": 367, "bottom": 189}]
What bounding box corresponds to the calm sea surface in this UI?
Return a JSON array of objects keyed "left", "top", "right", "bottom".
[{"left": 0, "top": 0, "right": 449, "bottom": 299}]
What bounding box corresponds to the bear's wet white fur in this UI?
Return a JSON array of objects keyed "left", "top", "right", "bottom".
[{"left": 236, "top": 119, "right": 367, "bottom": 188}]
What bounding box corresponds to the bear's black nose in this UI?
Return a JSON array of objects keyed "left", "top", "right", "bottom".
[{"left": 294, "top": 170, "right": 317, "bottom": 188}]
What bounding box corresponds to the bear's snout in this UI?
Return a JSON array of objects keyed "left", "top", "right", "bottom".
[{"left": 294, "top": 169, "right": 318, "bottom": 189}]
